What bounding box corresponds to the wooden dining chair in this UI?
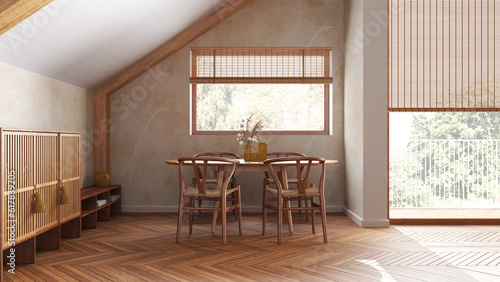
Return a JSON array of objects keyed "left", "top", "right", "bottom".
[
  {"left": 177, "top": 156, "right": 242, "bottom": 245},
  {"left": 264, "top": 152, "right": 309, "bottom": 219},
  {"left": 262, "top": 156, "right": 327, "bottom": 245},
  {"left": 192, "top": 152, "right": 240, "bottom": 225}
]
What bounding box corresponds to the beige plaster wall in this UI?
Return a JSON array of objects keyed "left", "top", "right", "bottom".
[
  {"left": 110, "top": 0, "right": 346, "bottom": 211},
  {"left": 362, "top": 0, "right": 388, "bottom": 225},
  {"left": 343, "top": 0, "right": 364, "bottom": 217},
  {"left": 0, "top": 61, "right": 94, "bottom": 187}
]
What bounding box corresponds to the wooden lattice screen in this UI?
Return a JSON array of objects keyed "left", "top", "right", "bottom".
[
  {"left": 60, "top": 134, "right": 81, "bottom": 222},
  {"left": 34, "top": 133, "right": 58, "bottom": 232},
  {"left": 1, "top": 129, "right": 81, "bottom": 249}
]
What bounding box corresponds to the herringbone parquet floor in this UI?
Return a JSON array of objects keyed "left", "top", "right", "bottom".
[{"left": 4, "top": 212, "right": 500, "bottom": 281}]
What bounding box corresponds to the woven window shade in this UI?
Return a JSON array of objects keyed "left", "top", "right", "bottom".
[
  {"left": 190, "top": 48, "right": 332, "bottom": 84},
  {"left": 389, "top": 0, "right": 500, "bottom": 111}
]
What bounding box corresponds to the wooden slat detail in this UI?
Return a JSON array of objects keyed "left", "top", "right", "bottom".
[
  {"left": 60, "top": 133, "right": 81, "bottom": 221},
  {"left": 388, "top": 0, "right": 500, "bottom": 111},
  {"left": 34, "top": 133, "right": 59, "bottom": 232},
  {"left": 60, "top": 179, "right": 80, "bottom": 221},
  {"left": 60, "top": 134, "right": 80, "bottom": 179},
  {"left": 34, "top": 184, "right": 58, "bottom": 231},
  {"left": 2, "top": 133, "right": 35, "bottom": 248},
  {"left": 0, "top": 0, "right": 53, "bottom": 35},
  {"left": 3, "top": 190, "right": 34, "bottom": 247},
  {"left": 1, "top": 130, "right": 81, "bottom": 251}
]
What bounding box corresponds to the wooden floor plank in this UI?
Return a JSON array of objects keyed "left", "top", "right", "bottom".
[{"left": 3, "top": 213, "right": 500, "bottom": 281}]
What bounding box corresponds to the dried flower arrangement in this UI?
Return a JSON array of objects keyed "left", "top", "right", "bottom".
[{"left": 236, "top": 115, "right": 264, "bottom": 146}]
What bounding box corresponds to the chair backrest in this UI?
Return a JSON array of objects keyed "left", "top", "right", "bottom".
[
  {"left": 192, "top": 152, "right": 240, "bottom": 182},
  {"left": 265, "top": 152, "right": 307, "bottom": 178},
  {"left": 267, "top": 152, "right": 307, "bottom": 158},
  {"left": 193, "top": 152, "right": 240, "bottom": 158},
  {"left": 264, "top": 156, "right": 326, "bottom": 195},
  {"left": 178, "top": 157, "right": 239, "bottom": 195}
]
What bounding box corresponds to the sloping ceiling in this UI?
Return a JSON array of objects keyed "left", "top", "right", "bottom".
[{"left": 0, "top": 0, "right": 230, "bottom": 89}]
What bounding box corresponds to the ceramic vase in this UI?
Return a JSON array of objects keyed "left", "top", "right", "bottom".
[
  {"left": 244, "top": 145, "right": 252, "bottom": 161},
  {"left": 95, "top": 171, "right": 111, "bottom": 187}
]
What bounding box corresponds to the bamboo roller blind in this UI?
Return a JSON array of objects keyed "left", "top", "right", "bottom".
[
  {"left": 389, "top": 0, "right": 500, "bottom": 111},
  {"left": 190, "top": 48, "right": 332, "bottom": 84}
]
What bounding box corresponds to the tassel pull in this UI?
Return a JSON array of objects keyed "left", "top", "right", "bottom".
[
  {"left": 34, "top": 186, "right": 46, "bottom": 213},
  {"left": 60, "top": 184, "right": 70, "bottom": 204}
]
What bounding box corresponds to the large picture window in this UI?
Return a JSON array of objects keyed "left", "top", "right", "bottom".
[
  {"left": 190, "top": 48, "right": 332, "bottom": 135},
  {"left": 388, "top": 0, "right": 500, "bottom": 220}
]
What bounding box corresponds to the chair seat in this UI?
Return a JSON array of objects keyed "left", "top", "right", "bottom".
[
  {"left": 185, "top": 185, "right": 239, "bottom": 198},
  {"left": 266, "top": 186, "right": 320, "bottom": 197},
  {"left": 266, "top": 178, "right": 300, "bottom": 183}
]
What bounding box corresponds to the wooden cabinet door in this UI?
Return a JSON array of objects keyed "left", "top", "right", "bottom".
[
  {"left": 59, "top": 133, "right": 81, "bottom": 222},
  {"left": 34, "top": 133, "right": 59, "bottom": 232},
  {"left": 2, "top": 132, "right": 36, "bottom": 248}
]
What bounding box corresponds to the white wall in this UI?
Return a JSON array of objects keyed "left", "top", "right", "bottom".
[
  {"left": 344, "top": 0, "right": 364, "bottom": 217},
  {"left": 0, "top": 62, "right": 94, "bottom": 187},
  {"left": 344, "top": 0, "right": 389, "bottom": 227}
]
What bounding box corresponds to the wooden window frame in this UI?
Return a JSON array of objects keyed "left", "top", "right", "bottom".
[{"left": 190, "top": 47, "right": 332, "bottom": 135}]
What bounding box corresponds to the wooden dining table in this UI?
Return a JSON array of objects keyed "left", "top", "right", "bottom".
[
  {"left": 165, "top": 159, "right": 339, "bottom": 170},
  {"left": 165, "top": 158, "right": 339, "bottom": 233}
]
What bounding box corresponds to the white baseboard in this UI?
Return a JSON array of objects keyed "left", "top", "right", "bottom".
[
  {"left": 122, "top": 205, "right": 344, "bottom": 213},
  {"left": 343, "top": 207, "right": 363, "bottom": 226},
  {"left": 342, "top": 207, "right": 390, "bottom": 228}
]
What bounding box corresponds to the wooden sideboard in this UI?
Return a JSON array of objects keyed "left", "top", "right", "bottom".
[{"left": 1, "top": 128, "right": 81, "bottom": 276}]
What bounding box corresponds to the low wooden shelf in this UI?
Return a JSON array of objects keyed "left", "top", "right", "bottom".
[{"left": 81, "top": 185, "right": 122, "bottom": 229}]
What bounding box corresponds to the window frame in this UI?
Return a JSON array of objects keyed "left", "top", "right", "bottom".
[{"left": 190, "top": 47, "right": 332, "bottom": 135}]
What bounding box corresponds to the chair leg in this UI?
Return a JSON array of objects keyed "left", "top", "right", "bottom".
[
  {"left": 232, "top": 180, "right": 238, "bottom": 221},
  {"left": 176, "top": 197, "right": 184, "bottom": 243},
  {"left": 232, "top": 192, "right": 238, "bottom": 221},
  {"left": 311, "top": 197, "right": 316, "bottom": 234},
  {"left": 304, "top": 198, "right": 309, "bottom": 221},
  {"left": 188, "top": 197, "right": 195, "bottom": 235},
  {"left": 198, "top": 199, "right": 202, "bottom": 216},
  {"left": 285, "top": 199, "right": 293, "bottom": 234},
  {"left": 278, "top": 196, "right": 283, "bottom": 245},
  {"left": 262, "top": 183, "right": 267, "bottom": 236},
  {"left": 320, "top": 195, "right": 328, "bottom": 243},
  {"left": 237, "top": 189, "right": 243, "bottom": 236},
  {"left": 298, "top": 197, "right": 302, "bottom": 215},
  {"left": 222, "top": 196, "right": 227, "bottom": 245},
  {"left": 212, "top": 201, "right": 219, "bottom": 234},
  {"left": 189, "top": 205, "right": 194, "bottom": 235}
]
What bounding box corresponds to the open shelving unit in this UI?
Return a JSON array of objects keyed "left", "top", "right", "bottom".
[{"left": 81, "top": 185, "right": 121, "bottom": 229}]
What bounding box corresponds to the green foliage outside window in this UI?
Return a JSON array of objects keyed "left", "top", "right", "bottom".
[
  {"left": 195, "top": 84, "right": 325, "bottom": 132},
  {"left": 390, "top": 112, "right": 500, "bottom": 208}
]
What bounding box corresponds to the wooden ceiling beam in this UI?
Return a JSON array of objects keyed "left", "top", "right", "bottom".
[
  {"left": 0, "top": 0, "right": 53, "bottom": 36},
  {"left": 94, "top": 0, "right": 254, "bottom": 96}
]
